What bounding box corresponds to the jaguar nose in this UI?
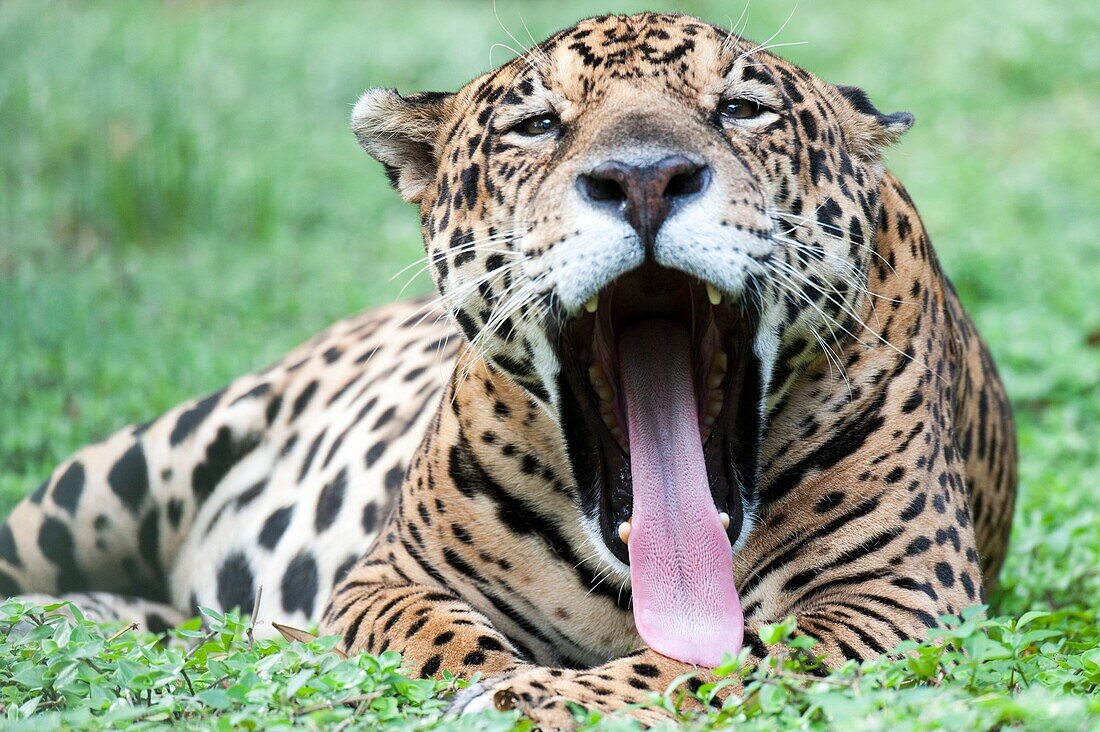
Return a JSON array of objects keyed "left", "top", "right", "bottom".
[{"left": 578, "top": 155, "right": 711, "bottom": 252}]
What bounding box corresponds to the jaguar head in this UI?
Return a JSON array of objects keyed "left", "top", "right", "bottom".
[{"left": 351, "top": 12, "right": 912, "bottom": 665}]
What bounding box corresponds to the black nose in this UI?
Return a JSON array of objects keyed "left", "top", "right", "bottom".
[{"left": 578, "top": 155, "right": 710, "bottom": 250}]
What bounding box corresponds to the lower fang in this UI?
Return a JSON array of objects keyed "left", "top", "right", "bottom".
[
  {"left": 617, "top": 520, "right": 631, "bottom": 544},
  {"left": 719, "top": 512, "right": 730, "bottom": 529}
]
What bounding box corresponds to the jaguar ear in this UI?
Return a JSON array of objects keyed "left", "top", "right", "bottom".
[
  {"left": 832, "top": 84, "right": 914, "bottom": 162},
  {"left": 351, "top": 88, "right": 454, "bottom": 203}
]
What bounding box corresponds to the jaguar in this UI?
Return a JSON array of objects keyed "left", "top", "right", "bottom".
[{"left": 0, "top": 12, "right": 1017, "bottom": 727}]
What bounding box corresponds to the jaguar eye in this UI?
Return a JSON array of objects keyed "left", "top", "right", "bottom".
[
  {"left": 514, "top": 113, "right": 561, "bottom": 136},
  {"left": 719, "top": 98, "right": 764, "bottom": 121}
]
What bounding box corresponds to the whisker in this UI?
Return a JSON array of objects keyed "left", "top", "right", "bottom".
[
  {"left": 763, "top": 256, "right": 944, "bottom": 383},
  {"left": 401, "top": 249, "right": 529, "bottom": 300},
  {"left": 721, "top": 0, "right": 753, "bottom": 54},
  {"left": 388, "top": 228, "right": 527, "bottom": 283},
  {"left": 736, "top": 1, "right": 801, "bottom": 64},
  {"left": 772, "top": 234, "right": 903, "bottom": 306},
  {"left": 774, "top": 211, "right": 900, "bottom": 277},
  {"left": 452, "top": 275, "right": 547, "bottom": 397},
  {"left": 491, "top": 0, "right": 551, "bottom": 73},
  {"left": 771, "top": 232, "right": 894, "bottom": 333},
  {"left": 763, "top": 262, "right": 856, "bottom": 397}
]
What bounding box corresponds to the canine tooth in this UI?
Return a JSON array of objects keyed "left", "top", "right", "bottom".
[
  {"left": 706, "top": 282, "right": 722, "bottom": 306},
  {"left": 719, "top": 512, "right": 731, "bottom": 529},
  {"left": 585, "top": 296, "right": 599, "bottom": 313},
  {"left": 618, "top": 519, "right": 632, "bottom": 544}
]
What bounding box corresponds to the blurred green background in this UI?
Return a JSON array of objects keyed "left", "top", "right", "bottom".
[{"left": 0, "top": 0, "right": 1097, "bottom": 611}]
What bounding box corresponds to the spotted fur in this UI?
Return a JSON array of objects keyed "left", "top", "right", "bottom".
[{"left": 1, "top": 13, "right": 1015, "bottom": 726}]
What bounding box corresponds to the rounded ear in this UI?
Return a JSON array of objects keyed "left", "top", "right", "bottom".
[
  {"left": 351, "top": 88, "right": 454, "bottom": 203},
  {"left": 830, "top": 84, "right": 915, "bottom": 162}
]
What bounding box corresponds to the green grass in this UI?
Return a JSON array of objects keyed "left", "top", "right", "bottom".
[
  {"left": 1, "top": 0, "right": 1097, "bottom": 728},
  {"left": 2, "top": 600, "right": 1098, "bottom": 730}
]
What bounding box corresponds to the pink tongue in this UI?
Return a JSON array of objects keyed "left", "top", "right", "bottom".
[{"left": 618, "top": 320, "right": 743, "bottom": 667}]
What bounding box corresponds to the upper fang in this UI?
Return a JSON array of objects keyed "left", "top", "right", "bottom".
[
  {"left": 706, "top": 282, "right": 722, "bottom": 305},
  {"left": 584, "top": 296, "right": 599, "bottom": 313}
]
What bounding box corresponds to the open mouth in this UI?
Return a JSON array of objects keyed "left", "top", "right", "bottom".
[{"left": 557, "top": 263, "right": 761, "bottom": 666}]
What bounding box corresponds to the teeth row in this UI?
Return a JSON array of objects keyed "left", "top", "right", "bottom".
[
  {"left": 707, "top": 351, "right": 728, "bottom": 390},
  {"left": 583, "top": 282, "right": 723, "bottom": 315},
  {"left": 702, "top": 351, "right": 727, "bottom": 428},
  {"left": 589, "top": 363, "right": 625, "bottom": 446},
  {"left": 588, "top": 363, "right": 612, "bottom": 401},
  {"left": 591, "top": 352, "right": 728, "bottom": 438},
  {"left": 617, "top": 512, "right": 731, "bottom": 544}
]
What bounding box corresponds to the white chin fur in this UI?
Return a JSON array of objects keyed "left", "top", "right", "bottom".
[{"left": 578, "top": 514, "right": 631, "bottom": 584}]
